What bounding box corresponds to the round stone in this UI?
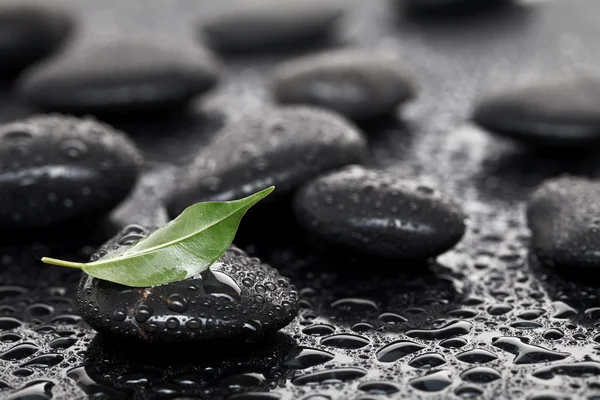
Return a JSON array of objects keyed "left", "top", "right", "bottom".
[
  {"left": 0, "top": 115, "right": 141, "bottom": 228},
  {"left": 200, "top": 0, "right": 344, "bottom": 52},
  {"left": 294, "top": 165, "right": 466, "bottom": 259},
  {"left": 272, "top": 51, "right": 415, "bottom": 120},
  {"left": 78, "top": 225, "right": 299, "bottom": 344},
  {"left": 17, "top": 40, "right": 221, "bottom": 114},
  {"left": 167, "top": 106, "right": 366, "bottom": 216},
  {"left": 473, "top": 78, "right": 600, "bottom": 148}
]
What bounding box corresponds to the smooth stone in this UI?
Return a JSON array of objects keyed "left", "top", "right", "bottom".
[
  {"left": 272, "top": 51, "right": 415, "bottom": 120},
  {"left": 78, "top": 225, "right": 299, "bottom": 344},
  {"left": 294, "top": 165, "right": 466, "bottom": 259},
  {"left": 0, "top": 3, "right": 72, "bottom": 76},
  {"left": 527, "top": 176, "right": 600, "bottom": 269},
  {"left": 200, "top": 0, "right": 344, "bottom": 52},
  {"left": 167, "top": 106, "right": 366, "bottom": 215},
  {"left": 473, "top": 78, "right": 600, "bottom": 148},
  {"left": 17, "top": 40, "right": 220, "bottom": 114},
  {"left": 396, "top": 0, "right": 510, "bottom": 14},
  {"left": 0, "top": 115, "right": 141, "bottom": 229}
]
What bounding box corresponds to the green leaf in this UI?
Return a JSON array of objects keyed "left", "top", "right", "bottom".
[{"left": 41, "top": 186, "right": 274, "bottom": 287}]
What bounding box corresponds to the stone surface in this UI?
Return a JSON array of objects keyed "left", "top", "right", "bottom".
[
  {"left": 272, "top": 51, "right": 415, "bottom": 120},
  {"left": 200, "top": 0, "right": 344, "bottom": 52},
  {"left": 527, "top": 176, "right": 600, "bottom": 269},
  {"left": 0, "top": 114, "right": 141, "bottom": 228},
  {"left": 395, "top": 0, "right": 510, "bottom": 14},
  {"left": 167, "top": 106, "right": 366, "bottom": 216},
  {"left": 78, "top": 225, "right": 299, "bottom": 344},
  {"left": 473, "top": 78, "right": 600, "bottom": 148},
  {"left": 17, "top": 40, "right": 220, "bottom": 114},
  {"left": 0, "top": 3, "right": 72, "bottom": 76},
  {"left": 294, "top": 165, "right": 466, "bottom": 259}
]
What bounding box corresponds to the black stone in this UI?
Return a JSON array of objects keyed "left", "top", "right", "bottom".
[
  {"left": 0, "top": 115, "right": 141, "bottom": 228},
  {"left": 167, "top": 106, "right": 366, "bottom": 216},
  {"left": 527, "top": 176, "right": 600, "bottom": 269},
  {"left": 293, "top": 166, "right": 466, "bottom": 259},
  {"left": 396, "top": 0, "right": 510, "bottom": 14},
  {"left": 200, "top": 0, "right": 344, "bottom": 53},
  {"left": 17, "top": 40, "right": 220, "bottom": 114},
  {"left": 272, "top": 51, "right": 415, "bottom": 120},
  {"left": 78, "top": 225, "right": 299, "bottom": 344},
  {"left": 0, "top": 3, "right": 72, "bottom": 77},
  {"left": 473, "top": 78, "right": 600, "bottom": 148}
]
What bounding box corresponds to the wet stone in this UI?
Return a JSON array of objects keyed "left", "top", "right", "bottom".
[
  {"left": 200, "top": 0, "right": 344, "bottom": 53},
  {"left": 294, "top": 166, "right": 466, "bottom": 259},
  {"left": 527, "top": 177, "right": 600, "bottom": 269},
  {"left": 0, "top": 3, "right": 72, "bottom": 76},
  {"left": 18, "top": 40, "right": 220, "bottom": 114},
  {"left": 272, "top": 51, "right": 415, "bottom": 120},
  {"left": 473, "top": 78, "right": 600, "bottom": 148},
  {"left": 395, "top": 0, "right": 509, "bottom": 14},
  {"left": 0, "top": 115, "right": 141, "bottom": 229},
  {"left": 78, "top": 225, "right": 299, "bottom": 344},
  {"left": 168, "top": 107, "right": 366, "bottom": 214}
]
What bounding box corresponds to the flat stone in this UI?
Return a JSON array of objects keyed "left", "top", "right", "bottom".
[
  {"left": 272, "top": 51, "right": 415, "bottom": 120},
  {"left": 293, "top": 166, "right": 466, "bottom": 259},
  {"left": 200, "top": 0, "right": 344, "bottom": 52},
  {"left": 168, "top": 106, "right": 366, "bottom": 216},
  {"left": 17, "top": 40, "right": 220, "bottom": 114},
  {"left": 473, "top": 78, "right": 600, "bottom": 148},
  {"left": 0, "top": 115, "right": 141, "bottom": 228}
]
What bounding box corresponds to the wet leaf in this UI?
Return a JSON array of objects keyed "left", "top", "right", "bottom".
[{"left": 42, "top": 186, "right": 274, "bottom": 287}]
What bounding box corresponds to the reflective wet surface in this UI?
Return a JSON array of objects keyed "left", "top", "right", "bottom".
[{"left": 2, "top": 0, "right": 600, "bottom": 399}]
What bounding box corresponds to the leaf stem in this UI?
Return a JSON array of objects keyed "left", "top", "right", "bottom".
[{"left": 41, "top": 257, "right": 86, "bottom": 269}]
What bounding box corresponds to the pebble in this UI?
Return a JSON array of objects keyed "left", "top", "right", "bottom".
[
  {"left": 168, "top": 106, "right": 366, "bottom": 216},
  {"left": 293, "top": 166, "right": 466, "bottom": 259},
  {"left": 395, "top": 0, "right": 509, "bottom": 14},
  {"left": 17, "top": 40, "right": 220, "bottom": 114},
  {"left": 527, "top": 176, "right": 600, "bottom": 269},
  {"left": 0, "top": 115, "right": 141, "bottom": 228},
  {"left": 0, "top": 3, "right": 72, "bottom": 76},
  {"left": 200, "top": 0, "right": 344, "bottom": 52},
  {"left": 473, "top": 78, "right": 600, "bottom": 148},
  {"left": 272, "top": 51, "right": 415, "bottom": 120},
  {"left": 78, "top": 225, "right": 299, "bottom": 344}
]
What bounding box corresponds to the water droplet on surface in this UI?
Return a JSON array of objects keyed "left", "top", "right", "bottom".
[
  {"left": 409, "top": 353, "right": 446, "bottom": 368},
  {"left": 320, "top": 334, "right": 370, "bottom": 349},
  {"left": 292, "top": 368, "right": 368, "bottom": 385},
  {"left": 282, "top": 347, "right": 335, "bottom": 369},
  {"left": 376, "top": 340, "right": 425, "bottom": 363},
  {"left": 410, "top": 370, "right": 452, "bottom": 392}
]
